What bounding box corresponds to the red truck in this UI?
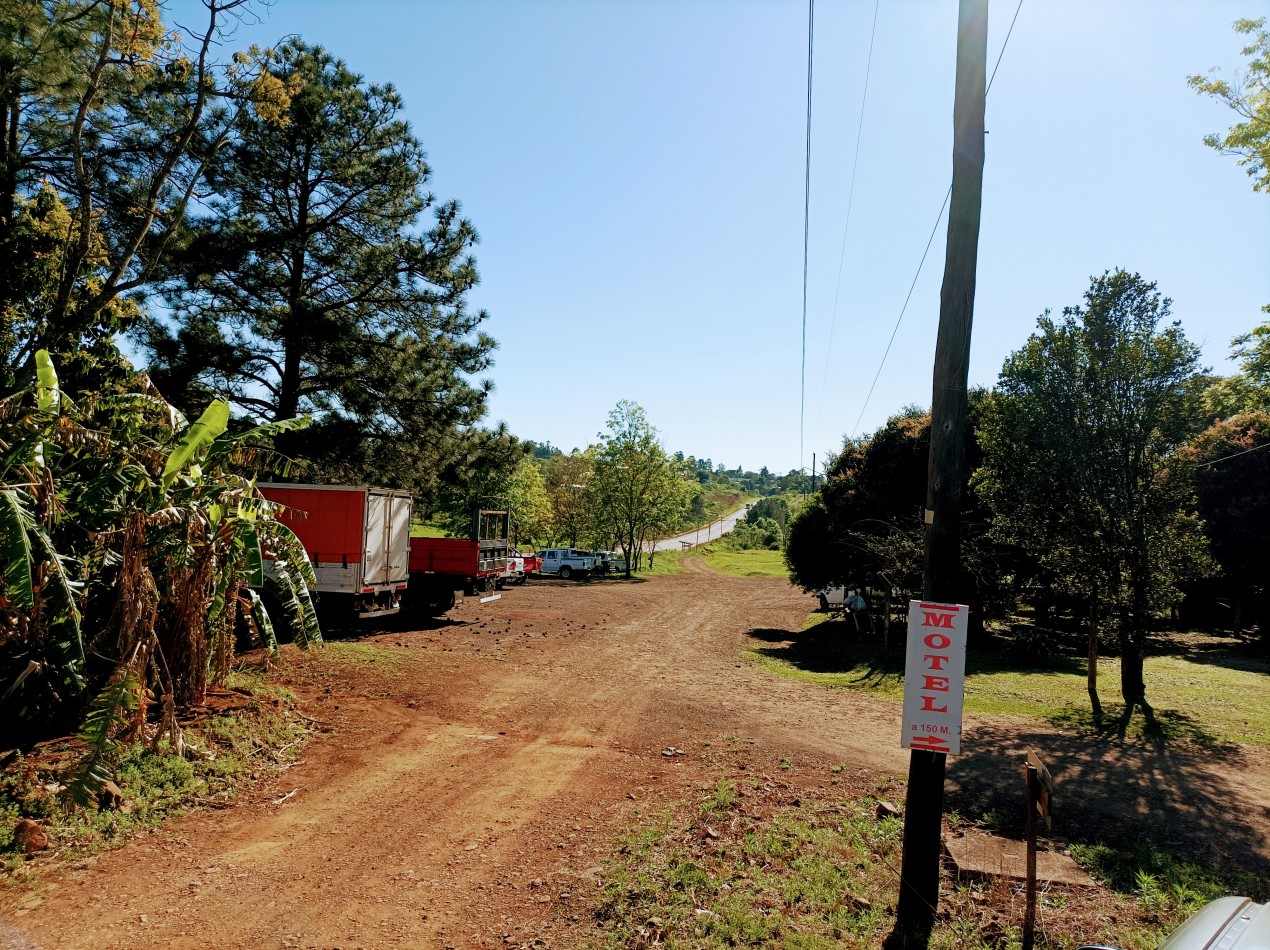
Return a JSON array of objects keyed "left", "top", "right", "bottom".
[
  {"left": 257, "top": 483, "right": 412, "bottom": 623},
  {"left": 406, "top": 509, "right": 511, "bottom": 615}
]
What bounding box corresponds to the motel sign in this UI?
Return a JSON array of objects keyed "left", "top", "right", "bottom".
[{"left": 901, "top": 600, "right": 969, "bottom": 755}]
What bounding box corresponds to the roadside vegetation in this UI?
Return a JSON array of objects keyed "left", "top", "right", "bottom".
[
  {"left": 746, "top": 621, "right": 1270, "bottom": 746},
  {"left": 1, "top": 663, "right": 306, "bottom": 886},
  {"left": 584, "top": 768, "right": 1252, "bottom": 949}
]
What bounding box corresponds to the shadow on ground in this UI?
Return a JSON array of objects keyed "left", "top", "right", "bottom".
[
  {"left": 747, "top": 622, "right": 1270, "bottom": 883},
  {"left": 947, "top": 718, "right": 1269, "bottom": 883}
]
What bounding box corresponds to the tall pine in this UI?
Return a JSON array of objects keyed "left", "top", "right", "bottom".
[{"left": 147, "top": 40, "right": 512, "bottom": 497}]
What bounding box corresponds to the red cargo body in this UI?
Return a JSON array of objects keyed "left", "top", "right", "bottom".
[
  {"left": 258, "top": 483, "right": 412, "bottom": 621},
  {"left": 406, "top": 523, "right": 509, "bottom": 617},
  {"left": 409, "top": 538, "right": 481, "bottom": 577}
]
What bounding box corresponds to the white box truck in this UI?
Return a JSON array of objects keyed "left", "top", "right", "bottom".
[{"left": 257, "top": 483, "right": 413, "bottom": 621}]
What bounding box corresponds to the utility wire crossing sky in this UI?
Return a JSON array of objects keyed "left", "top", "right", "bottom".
[{"left": 175, "top": 0, "right": 1270, "bottom": 474}]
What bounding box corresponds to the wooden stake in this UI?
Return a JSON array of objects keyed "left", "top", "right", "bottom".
[{"left": 1023, "top": 762, "right": 1038, "bottom": 950}]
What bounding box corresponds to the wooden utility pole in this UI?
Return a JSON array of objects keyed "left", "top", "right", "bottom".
[{"left": 892, "top": 0, "right": 988, "bottom": 944}]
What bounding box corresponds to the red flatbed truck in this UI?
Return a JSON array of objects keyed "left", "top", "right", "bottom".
[
  {"left": 257, "top": 483, "right": 413, "bottom": 623},
  {"left": 406, "top": 508, "right": 510, "bottom": 615}
]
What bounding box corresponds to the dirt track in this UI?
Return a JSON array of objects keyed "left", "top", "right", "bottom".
[{"left": 5, "top": 562, "right": 1269, "bottom": 949}]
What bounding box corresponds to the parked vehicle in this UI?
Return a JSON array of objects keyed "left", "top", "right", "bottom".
[
  {"left": 1094, "top": 896, "right": 1270, "bottom": 950},
  {"left": 501, "top": 550, "right": 541, "bottom": 586},
  {"left": 408, "top": 508, "right": 510, "bottom": 615},
  {"left": 594, "top": 550, "right": 628, "bottom": 574},
  {"left": 537, "top": 547, "right": 597, "bottom": 579},
  {"left": 257, "top": 483, "right": 413, "bottom": 624},
  {"left": 818, "top": 586, "right": 846, "bottom": 610}
]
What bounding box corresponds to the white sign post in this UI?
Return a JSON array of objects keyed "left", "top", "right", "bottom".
[{"left": 901, "top": 600, "right": 969, "bottom": 755}]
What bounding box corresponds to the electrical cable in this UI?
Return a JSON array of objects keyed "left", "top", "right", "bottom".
[
  {"left": 850, "top": 0, "right": 1025, "bottom": 438},
  {"left": 1194, "top": 438, "right": 1270, "bottom": 468},
  {"left": 800, "top": 0, "right": 815, "bottom": 477},
  {"left": 817, "top": 0, "right": 882, "bottom": 429}
]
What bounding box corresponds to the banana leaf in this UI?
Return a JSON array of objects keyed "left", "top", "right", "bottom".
[
  {"left": 246, "top": 588, "right": 278, "bottom": 655},
  {"left": 161, "top": 399, "right": 230, "bottom": 491},
  {"left": 262, "top": 564, "right": 322, "bottom": 649},
  {"left": 35, "top": 349, "right": 59, "bottom": 414},
  {"left": 26, "top": 519, "right": 86, "bottom": 696},
  {"left": 206, "top": 415, "right": 311, "bottom": 459},
  {"left": 241, "top": 524, "right": 263, "bottom": 587},
  {"left": 0, "top": 488, "right": 35, "bottom": 610},
  {"left": 68, "top": 669, "right": 141, "bottom": 810}
]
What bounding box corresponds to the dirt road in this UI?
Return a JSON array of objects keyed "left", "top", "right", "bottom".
[{"left": 6, "top": 562, "right": 1269, "bottom": 949}]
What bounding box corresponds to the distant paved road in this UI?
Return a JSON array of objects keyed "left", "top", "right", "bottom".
[{"left": 654, "top": 503, "right": 750, "bottom": 552}]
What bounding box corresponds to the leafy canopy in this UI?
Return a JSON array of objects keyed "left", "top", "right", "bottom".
[{"left": 1189, "top": 18, "right": 1270, "bottom": 192}]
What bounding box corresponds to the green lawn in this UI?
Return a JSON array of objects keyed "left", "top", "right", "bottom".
[
  {"left": 409, "top": 520, "right": 447, "bottom": 538},
  {"left": 747, "top": 624, "right": 1270, "bottom": 745},
  {"left": 640, "top": 551, "right": 687, "bottom": 576},
  {"left": 702, "top": 548, "right": 787, "bottom": 578}
]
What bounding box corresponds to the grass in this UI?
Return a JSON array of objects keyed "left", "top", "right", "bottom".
[
  {"left": 0, "top": 670, "right": 308, "bottom": 888},
  {"left": 702, "top": 547, "right": 788, "bottom": 579},
  {"left": 637, "top": 547, "right": 789, "bottom": 580},
  {"left": 588, "top": 783, "right": 902, "bottom": 948},
  {"left": 410, "top": 519, "right": 447, "bottom": 538},
  {"left": 745, "top": 624, "right": 1270, "bottom": 745},
  {"left": 321, "top": 641, "right": 411, "bottom": 669},
  {"left": 583, "top": 771, "right": 1228, "bottom": 949},
  {"left": 640, "top": 553, "right": 688, "bottom": 576}
]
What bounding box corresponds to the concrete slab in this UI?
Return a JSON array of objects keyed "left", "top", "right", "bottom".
[{"left": 945, "top": 829, "right": 1098, "bottom": 887}]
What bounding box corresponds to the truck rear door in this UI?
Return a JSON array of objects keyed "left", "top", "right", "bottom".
[
  {"left": 364, "top": 489, "right": 391, "bottom": 587},
  {"left": 388, "top": 491, "right": 412, "bottom": 585}
]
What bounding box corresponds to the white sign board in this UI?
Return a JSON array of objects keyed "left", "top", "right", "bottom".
[{"left": 901, "top": 600, "right": 969, "bottom": 755}]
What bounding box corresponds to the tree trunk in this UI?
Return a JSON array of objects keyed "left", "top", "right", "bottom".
[
  {"left": 1087, "top": 595, "right": 1101, "bottom": 719},
  {"left": 1118, "top": 631, "right": 1146, "bottom": 707}
]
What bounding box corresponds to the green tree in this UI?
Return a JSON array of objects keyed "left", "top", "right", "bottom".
[
  {"left": 746, "top": 496, "right": 791, "bottom": 535},
  {"left": 591, "top": 401, "right": 692, "bottom": 576},
  {"left": 0, "top": 0, "right": 285, "bottom": 394},
  {"left": 505, "top": 457, "right": 551, "bottom": 548},
  {"left": 1205, "top": 322, "right": 1270, "bottom": 416},
  {"left": 542, "top": 452, "right": 595, "bottom": 547},
  {"left": 145, "top": 39, "right": 498, "bottom": 496},
  {"left": 785, "top": 405, "right": 1001, "bottom": 638},
  {"left": 1184, "top": 412, "right": 1270, "bottom": 638},
  {"left": 1189, "top": 17, "right": 1270, "bottom": 193},
  {"left": 977, "top": 270, "right": 1209, "bottom": 714}
]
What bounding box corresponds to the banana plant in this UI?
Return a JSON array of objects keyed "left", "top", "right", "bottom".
[{"left": 1, "top": 350, "right": 320, "bottom": 807}]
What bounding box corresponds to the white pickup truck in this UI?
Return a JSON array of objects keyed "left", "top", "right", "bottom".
[{"left": 537, "top": 548, "right": 597, "bottom": 579}]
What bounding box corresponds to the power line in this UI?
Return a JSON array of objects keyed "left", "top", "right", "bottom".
[
  {"left": 850, "top": 0, "right": 1025, "bottom": 438},
  {"left": 818, "top": 0, "right": 882, "bottom": 429},
  {"left": 799, "top": 0, "right": 815, "bottom": 477},
  {"left": 852, "top": 185, "right": 951, "bottom": 435},
  {"left": 1194, "top": 437, "right": 1270, "bottom": 468}
]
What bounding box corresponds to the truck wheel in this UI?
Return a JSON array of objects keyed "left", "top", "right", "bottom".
[
  {"left": 559, "top": 565, "right": 573, "bottom": 580},
  {"left": 430, "top": 588, "right": 456, "bottom": 615}
]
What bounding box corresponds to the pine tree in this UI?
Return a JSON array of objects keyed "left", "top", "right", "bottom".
[{"left": 147, "top": 40, "right": 503, "bottom": 496}]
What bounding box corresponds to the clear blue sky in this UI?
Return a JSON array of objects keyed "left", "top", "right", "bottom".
[{"left": 199, "top": 0, "right": 1270, "bottom": 475}]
